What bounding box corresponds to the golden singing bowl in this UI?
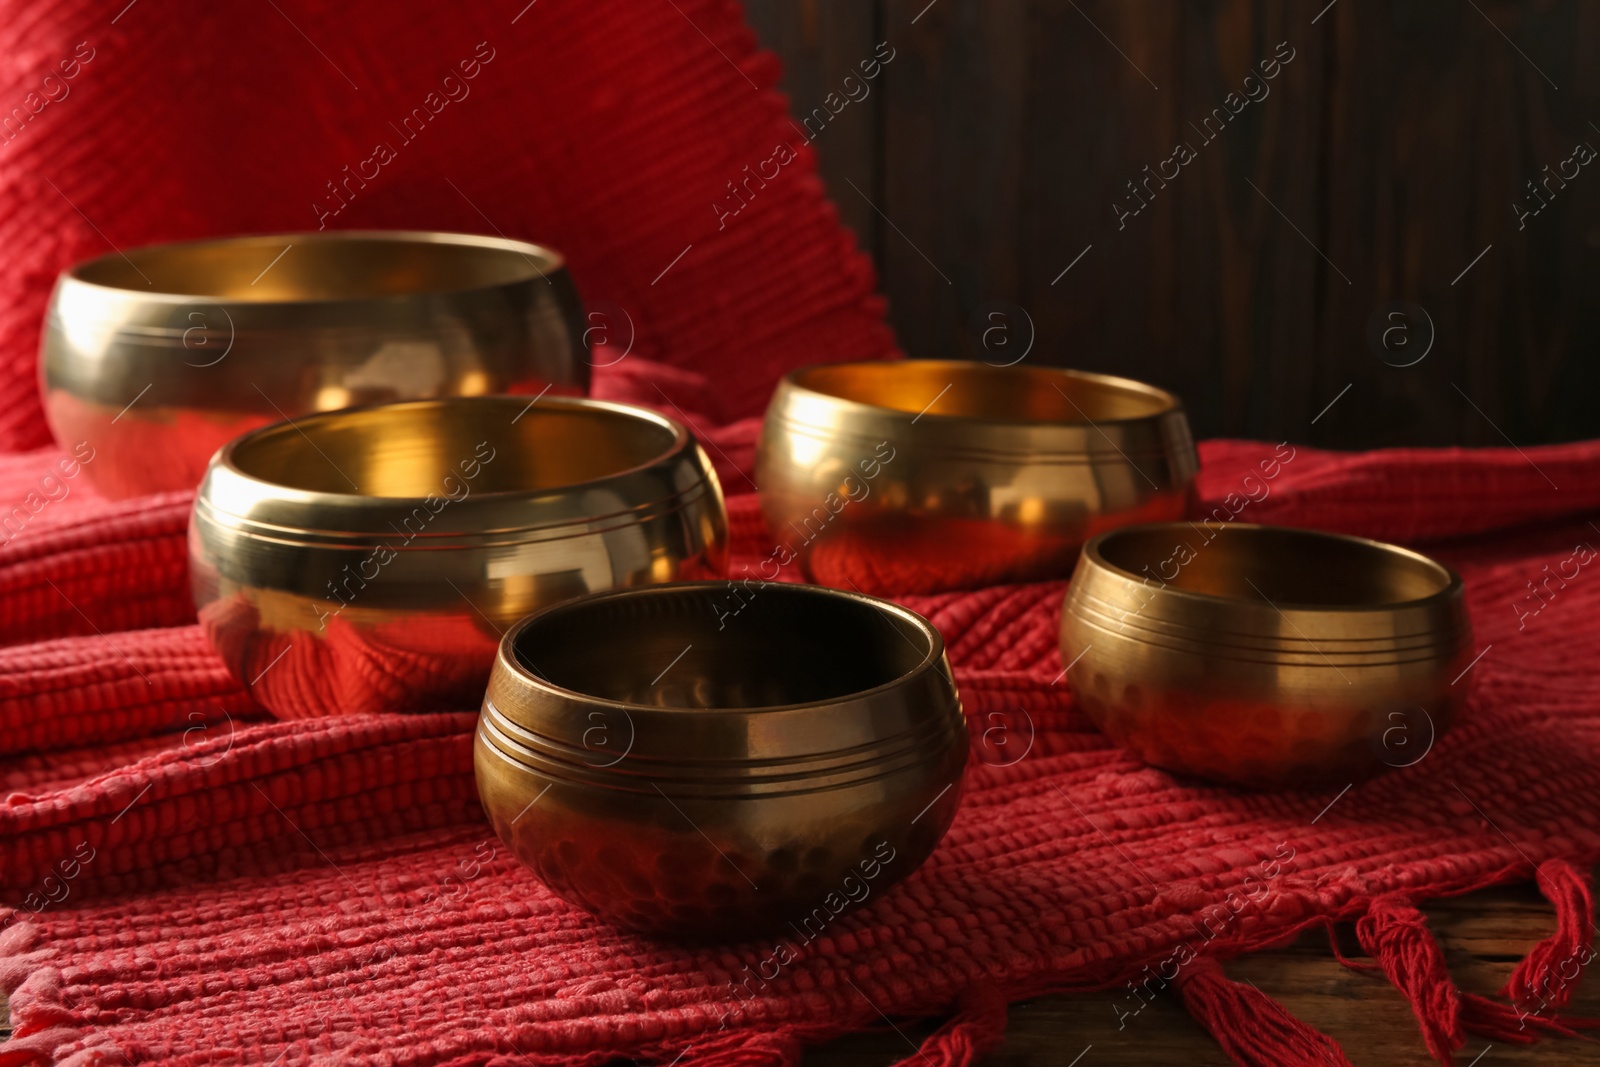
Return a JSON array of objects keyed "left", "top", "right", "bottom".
[
  {"left": 475, "top": 581, "right": 967, "bottom": 938},
  {"left": 755, "top": 360, "right": 1198, "bottom": 596},
  {"left": 1060, "top": 522, "right": 1472, "bottom": 789},
  {"left": 190, "top": 396, "right": 727, "bottom": 719},
  {"left": 42, "top": 230, "right": 589, "bottom": 499}
]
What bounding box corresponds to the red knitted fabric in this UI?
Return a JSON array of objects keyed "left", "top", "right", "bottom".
[
  {"left": 0, "top": 0, "right": 893, "bottom": 451},
  {"left": 3, "top": 415, "right": 1600, "bottom": 1066},
  {"left": 3, "top": 3, "right": 1600, "bottom": 1064}
]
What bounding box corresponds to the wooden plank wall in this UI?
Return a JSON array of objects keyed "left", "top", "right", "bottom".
[{"left": 741, "top": 0, "right": 1600, "bottom": 448}]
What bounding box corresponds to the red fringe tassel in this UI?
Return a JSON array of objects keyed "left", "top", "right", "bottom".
[
  {"left": 1350, "top": 886, "right": 1599, "bottom": 1065},
  {"left": 1505, "top": 859, "right": 1596, "bottom": 1012},
  {"left": 1174, "top": 956, "right": 1354, "bottom": 1067},
  {"left": 1354, "top": 896, "right": 1463, "bottom": 1064},
  {"left": 897, "top": 984, "right": 1010, "bottom": 1067}
]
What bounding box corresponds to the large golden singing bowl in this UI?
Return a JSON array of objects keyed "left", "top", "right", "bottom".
[
  {"left": 190, "top": 396, "right": 727, "bottom": 719},
  {"left": 475, "top": 581, "right": 967, "bottom": 938},
  {"left": 43, "top": 230, "right": 589, "bottom": 499},
  {"left": 756, "top": 360, "right": 1198, "bottom": 596},
  {"left": 1061, "top": 523, "right": 1472, "bottom": 789}
]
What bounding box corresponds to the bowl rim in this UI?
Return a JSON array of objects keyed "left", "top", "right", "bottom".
[
  {"left": 201, "top": 394, "right": 698, "bottom": 517},
  {"left": 1082, "top": 521, "right": 1465, "bottom": 615},
  {"left": 779, "top": 358, "right": 1184, "bottom": 428},
  {"left": 495, "top": 580, "right": 946, "bottom": 715},
  {"left": 57, "top": 229, "right": 567, "bottom": 306}
]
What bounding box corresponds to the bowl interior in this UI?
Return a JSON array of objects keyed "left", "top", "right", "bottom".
[
  {"left": 512, "top": 586, "right": 933, "bottom": 709},
  {"left": 793, "top": 361, "right": 1173, "bottom": 422},
  {"left": 1096, "top": 524, "right": 1452, "bottom": 607},
  {"left": 73, "top": 233, "right": 555, "bottom": 302},
  {"left": 230, "top": 399, "right": 678, "bottom": 497}
]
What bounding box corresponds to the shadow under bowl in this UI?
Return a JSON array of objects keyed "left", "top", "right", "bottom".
[
  {"left": 756, "top": 360, "right": 1198, "bottom": 596},
  {"left": 475, "top": 580, "right": 967, "bottom": 938},
  {"left": 1060, "top": 522, "right": 1473, "bottom": 789},
  {"left": 190, "top": 396, "right": 727, "bottom": 719},
  {"left": 42, "top": 230, "right": 589, "bottom": 498}
]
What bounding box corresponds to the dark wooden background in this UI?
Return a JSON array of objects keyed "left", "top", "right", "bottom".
[{"left": 741, "top": 0, "right": 1600, "bottom": 449}]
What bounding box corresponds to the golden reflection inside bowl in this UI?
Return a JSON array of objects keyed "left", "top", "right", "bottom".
[
  {"left": 43, "top": 230, "right": 590, "bottom": 498},
  {"left": 1060, "top": 522, "right": 1471, "bottom": 789},
  {"left": 191, "top": 397, "right": 728, "bottom": 719},
  {"left": 756, "top": 360, "right": 1198, "bottom": 595},
  {"left": 476, "top": 582, "right": 966, "bottom": 937}
]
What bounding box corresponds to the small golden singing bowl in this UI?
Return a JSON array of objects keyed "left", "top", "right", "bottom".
[
  {"left": 1061, "top": 522, "right": 1472, "bottom": 789},
  {"left": 42, "top": 230, "right": 589, "bottom": 499},
  {"left": 189, "top": 396, "right": 727, "bottom": 719},
  {"left": 755, "top": 360, "right": 1198, "bottom": 595},
  {"left": 475, "top": 581, "right": 967, "bottom": 938}
]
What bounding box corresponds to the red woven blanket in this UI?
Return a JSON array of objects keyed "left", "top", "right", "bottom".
[
  {"left": 3, "top": 412, "right": 1600, "bottom": 1067},
  {"left": 0, "top": 0, "right": 892, "bottom": 452},
  {"left": 2, "top": 1, "right": 1599, "bottom": 1064}
]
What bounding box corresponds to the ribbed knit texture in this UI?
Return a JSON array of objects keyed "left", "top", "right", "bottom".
[
  {"left": 3, "top": 412, "right": 1600, "bottom": 1066},
  {"left": 0, "top": 0, "right": 893, "bottom": 452},
  {"left": 2, "top": 3, "right": 1598, "bottom": 1063}
]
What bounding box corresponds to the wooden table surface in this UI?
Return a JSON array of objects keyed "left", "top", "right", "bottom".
[{"left": 3, "top": 876, "right": 1593, "bottom": 1066}]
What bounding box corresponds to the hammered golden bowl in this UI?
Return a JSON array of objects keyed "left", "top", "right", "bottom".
[
  {"left": 1060, "top": 522, "right": 1472, "bottom": 788},
  {"left": 190, "top": 396, "right": 727, "bottom": 719},
  {"left": 475, "top": 581, "right": 967, "bottom": 938},
  {"left": 755, "top": 360, "right": 1198, "bottom": 596},
  {"left": 43, "top": 230, "right": 589, "bottom": 499}
]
